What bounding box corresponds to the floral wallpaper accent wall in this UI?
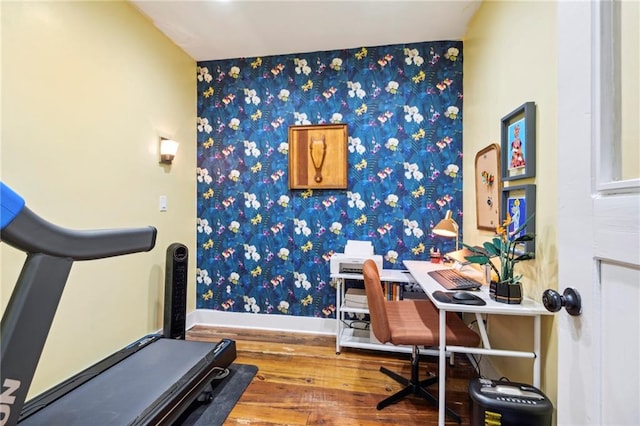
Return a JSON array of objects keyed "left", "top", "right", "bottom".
[{"left": 196, "top": 41, "right": 463, "bottom": 318}]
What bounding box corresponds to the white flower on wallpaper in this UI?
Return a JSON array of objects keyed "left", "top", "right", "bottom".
[
  {"left": 403, "top": 162, "right": 424, "bottom": 180},
  {"left": 329, "top": 222, "right": 342, "bottom": 235},
  {"left": 277, "top": 247, "right": 289, "bottom": 260},
  {"left": 229, "top": 66, "right": 241, "bottom": 78},
  {"left": 277, "top": 195, "right": 290, "bottom": 208},
  {"left": 277, "top": 89, "right": 290, "bottom": 102},
  {"left": 444, "top": 106, "right": 459, "bottom": 119},
  {"left": 385, "top": 137, "right": 399, "bottom": 151},
  {"left": 277, "top": 142, "right": 289, "bottom": 154},
  {"left": 330, "top": 113, "right": 343, "bottom": 123},
  {"left": 243, "top": 244, "right": 261, "bottom": 261},
  {"left": 196, "top": 268, "right": 212, "bottom": 285},
  {"left": 293, "top": 112, "right": 311, "bottom": 125},
  {"left": 197, "top": 66, "right": 212, "bottom": 83},
  {"left": 385, "top": 250, "right": 399, "bottom": 264},
  {"left": 293, "top": 58, "right": 312, "bottom": 75},
  {"left": 244, "top": 88, "right": 261, "bottom": 105},
  {"left": 329, "top": 57, "right": 342, "bottom": 71},
  {"left": 347, "top": 81, "right": 366, "bottom": 99},
  {"left": 228, "top": 272, "right": 240, "bottom": 284},
  {"left": 197, "top": 167, "right": 213, "bottom": 184},
  {"left": 384, "top": 194, "right": 399, "bottom": 208},
  {"left": 229, "top": 118, "right": 240, "bottom": 130},
  {"left": 197, "top": 117, "right": 213, "bottom": 133},
  {"left": 228, "top": 169, "right": 240, "bottom": 182},
  {"left": 293, "top": 218, "right": 311, "bottom": 236},
  {"left": 293, "top": 272, "right": 312, "bottom": 290},
  {"left": 444, "top": 47, "right": 460, "bottom": 61},
  {"left": 243, "top": 296, "right": 260, "bottom": 313},
  {"left": 385, "top": 81, "right": 399, "bottom": 94},
  {"left": 347, "top": 191, "right": 366, "bottom": 210},
  {"left": 403, "top": 48, "right": 424, "bottom": 66},
  {"left": 348, "top": 136, "right": 366, "bottom": 154},
  {"left": 403, "top": 105, "right": 424, "bottom": 123},
  {"left": 197, "top": 218, "right": 212, "bottom": 235},
  {"left": 277, "top": 300, "right": 289, "bottom": 313},
  {"left": 244, "top": 192, "right": 261, "bottom": 209},
  {"left": 243, "top": 140, "right": 261, "bottom": 157},
  {"left": 228, "top": 221, "right": 240, "bottom": 233},
  {"left": 444, "top": 164, "right": 459, "bottom": 178},
  {"left": 403, "top": 219, "right": 424, "bottom": 238}
]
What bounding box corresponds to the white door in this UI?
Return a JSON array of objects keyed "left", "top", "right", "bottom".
[{"left": 557, "top": 1, "right": 640, "bottom": 425}]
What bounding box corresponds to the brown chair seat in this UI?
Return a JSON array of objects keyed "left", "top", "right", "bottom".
[{"left": 386, "top": 300, "right": 480, "bottom": 348}]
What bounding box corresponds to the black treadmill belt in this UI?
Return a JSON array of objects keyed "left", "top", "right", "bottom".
[{"left": 20, "top": 339, "right": 230, "bottom": 425}]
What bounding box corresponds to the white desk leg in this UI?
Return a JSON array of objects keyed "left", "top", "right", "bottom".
[
  {"left": 438, "top": 308, "right": 446, "bottom": 426},
  {"left": 533, "top": 314, "right": 541, "bottom": 387}
]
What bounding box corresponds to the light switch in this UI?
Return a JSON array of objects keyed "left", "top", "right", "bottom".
[{"left": 159, "top": 195, "right": 168, "bottom": 212}]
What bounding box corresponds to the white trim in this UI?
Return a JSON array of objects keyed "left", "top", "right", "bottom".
[{"left": 186, "top": 309, "right": 337, "bottom": 335}]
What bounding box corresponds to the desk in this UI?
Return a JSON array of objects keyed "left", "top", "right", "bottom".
[{"left": 403, "top": 260, "right": 552, "bottom": 426}]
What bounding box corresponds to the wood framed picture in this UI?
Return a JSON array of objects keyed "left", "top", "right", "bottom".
[
  {"left": 501, "top": 102, "right": 536, "bottom": 181},
  {"left": 501, "top": 184, "right": 536, "bottom": 255},
  {"left": 475, "top": 144, "right": 501, "bottom": 231},
  {"left": 288, "top": 123, "right": 348, "bottom": 189}
]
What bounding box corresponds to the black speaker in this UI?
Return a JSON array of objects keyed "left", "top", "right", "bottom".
[{"left": 163, "top": 243, "right": 188, "bottom": 339}]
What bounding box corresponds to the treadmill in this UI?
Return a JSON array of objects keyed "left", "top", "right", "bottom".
[{"left": 0, "top": 182, "right": 236, "bottom": 425}]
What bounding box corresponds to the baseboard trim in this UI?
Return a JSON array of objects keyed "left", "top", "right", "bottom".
[{"left": 186, "top": 309, "right": 336, "bottom": 335}]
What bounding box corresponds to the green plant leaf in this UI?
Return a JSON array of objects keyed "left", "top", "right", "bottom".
[
  {"left": 483, "top": 241, "right": 500, "bottom": 256},
  {"left": 514, "top": 233, "right": 535, "bottom": 243},
  {"left": 465, "top": 254, "right": 490, "bottom": 264},
  {"left": 513, "top": 253, "right": 534, "bottom": 262}
]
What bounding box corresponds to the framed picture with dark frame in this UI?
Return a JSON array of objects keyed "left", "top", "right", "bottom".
[
  {"left": 501, "top": 102, "right": 536, "bottom": 181},
  {"left": 288, "top": 123, "right": 348, "bottom": 189},
  {"left": 501, "top": 184, "right": 536, "bottom": 255},
  {"left": 475, "top": 143, "right": 501, "bottom": 231}
]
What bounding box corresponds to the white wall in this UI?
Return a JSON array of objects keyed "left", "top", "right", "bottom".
[
  {"left": 462, "top": 0, "right": 558, "bottom": 408},
  {"left": 1, "top": 1, "right": 196, "bottom": 397}
]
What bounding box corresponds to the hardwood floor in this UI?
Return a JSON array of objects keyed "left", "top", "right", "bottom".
[{"left": 187, "top": 326, "right": 479, "bottom": 425}]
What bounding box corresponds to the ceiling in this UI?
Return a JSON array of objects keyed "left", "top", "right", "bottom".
[{"left": 130, "top": 1, "right": 482, "bottom": 62}]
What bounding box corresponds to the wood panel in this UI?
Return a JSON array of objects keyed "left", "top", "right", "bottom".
[{"left": 187, "top": 326, "right": 479, "bottom": 425}]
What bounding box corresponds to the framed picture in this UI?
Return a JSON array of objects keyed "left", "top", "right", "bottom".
[
  {"left": 501, "top": 184, "right": 536, "bottom": 255},
  {"left": 288, "top": 123, "right": 348, "bottom": 189},
  {"left": 501, "top": 102, "right": 536, "bottom": 181},
  {"left": 474, "top": 144, "right": 501, "bottom": 231}
]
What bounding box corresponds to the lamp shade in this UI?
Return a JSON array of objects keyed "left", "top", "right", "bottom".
[
  {"left": 160, "top": 138, "right": 179, "bottom": 164},
  {"left": 433, "top": 210, "right": 458, "bottom": 237}
]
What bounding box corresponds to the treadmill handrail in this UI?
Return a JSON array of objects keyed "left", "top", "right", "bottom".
[
  {"left": 1, "top": 207, "right": 156, "bottom": 260},
  {"left": 0, "top": 182, "right": 156, "bottom": 259}
]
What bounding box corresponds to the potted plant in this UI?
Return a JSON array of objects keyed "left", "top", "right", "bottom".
[{"left": 463, "top": 213, "right": 535, "bottom": 304}]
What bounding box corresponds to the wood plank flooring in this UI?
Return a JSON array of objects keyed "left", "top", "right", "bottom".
[{"left": 187, "top": 326, "right": 479, "bottom": 425}]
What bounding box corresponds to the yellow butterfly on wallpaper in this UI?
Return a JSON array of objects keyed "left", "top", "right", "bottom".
[
  {"left": 412, "top": 243, "right": 425, "bottom": 255},
  {"left": 203, "top": 138, "right": 214, "bottom": 149},
  {"left": 251, "top": 57, "right": 262, "bottom": 69},
  {"left": 203, "top": 87, "right": 214, "bottom": 98}
]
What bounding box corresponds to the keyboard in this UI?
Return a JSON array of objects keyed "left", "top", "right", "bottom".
[{"left": 427, "top": 269, "right": 482, "bottom": 291}]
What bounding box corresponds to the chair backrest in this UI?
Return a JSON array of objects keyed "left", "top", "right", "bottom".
[{"left": 362, "top": 259, "right": 392, "bottom": 343}]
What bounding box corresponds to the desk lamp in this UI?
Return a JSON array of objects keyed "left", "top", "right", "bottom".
[{"left": 433, "top": 209, "right": 459, "bottom": 251}]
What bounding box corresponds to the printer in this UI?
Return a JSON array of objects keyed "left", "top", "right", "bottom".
[{"left": 330, "top": 240, "right": 383, "bottom": 275}]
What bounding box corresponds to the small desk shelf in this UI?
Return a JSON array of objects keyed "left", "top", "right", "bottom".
[{"left": 332, "top": 269, "right": 419, "bottom": 355}]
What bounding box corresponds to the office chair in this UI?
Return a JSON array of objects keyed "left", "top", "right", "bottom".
[{"left": 362, "top": 259, "right": 480, "bottom": 423}]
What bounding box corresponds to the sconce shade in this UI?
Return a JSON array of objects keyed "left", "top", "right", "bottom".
[
  {"left": 160, "top": 138, "right": 179, "bottom": 164},
  {"left": 433, "top": 209, "right": 459, "bottom": 250}
]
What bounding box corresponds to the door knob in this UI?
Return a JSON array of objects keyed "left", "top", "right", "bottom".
[{"left": 542, "top": 288, "right": 582, "bottom": 316}]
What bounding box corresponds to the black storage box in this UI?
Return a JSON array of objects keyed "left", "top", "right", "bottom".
[{"left": 469, "top": 378, "right": 553, "bottom": 426}]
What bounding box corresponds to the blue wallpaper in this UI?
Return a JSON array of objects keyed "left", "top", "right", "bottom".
[{"left": 196, "top": 41, "right": 463, "bottom": 318}]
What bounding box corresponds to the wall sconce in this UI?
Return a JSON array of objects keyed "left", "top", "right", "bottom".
[
  {"left": 433, "top": 209, "right": 459, "bottom": 251},
  {"left": 159, "top": 138, "right": 179, "bottom": 164}
]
